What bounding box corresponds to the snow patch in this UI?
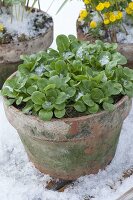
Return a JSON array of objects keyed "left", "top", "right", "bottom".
[
  {"left": 0, "top": 96, "right": 133, "bottom": 200},
  {"left": 0, "top": 6, "right": 53, "bottom": 41},
  {"left": 100, "top": 55, "right": 110, "bottom": 66}
]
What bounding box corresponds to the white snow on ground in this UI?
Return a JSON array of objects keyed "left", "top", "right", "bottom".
[
  {"left": 0, "top": 96, "right": 133, "bottom": 200},
  {"left": 1, "top": 0, "right": 133, "bottom": 199}
]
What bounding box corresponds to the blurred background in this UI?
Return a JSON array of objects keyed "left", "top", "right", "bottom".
[{"left": 37, "top": 0, "right": 83, "bottom": 47}]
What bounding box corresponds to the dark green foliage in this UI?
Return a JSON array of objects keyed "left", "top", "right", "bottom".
[{"left": 2, "top": 35, "right": 133, "bottom": 120}]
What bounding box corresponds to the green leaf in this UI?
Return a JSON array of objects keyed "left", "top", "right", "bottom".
[
  {"left": 39, "top": 110, "right": 53, "bottom": 121},
  {"left": 106, "top": 61, "right": 117, "bottom": 70},
  {"left": 56, "top": 92, "right": 68, "bottom": 104},
  {"left": 16, "top": 96, "right": 23, "bottom": 105},
  {"left": 123, "top": 67, "right": 133, "bottom": 80},
  {"left": 42, "top": 101, "right": 53, "bottom": 111},
  {"left": 44, "top": 84, "right": 56, "bottom": 92},
  {"left": 64, "top": 87, "right": 76, "bottom": 97},
  {"left": 72, "top": 60, "right": 82, "bottom": 72},
  {"left": 124, "top": 89, "right": 133, "bottom": 97},
  {"left": 103, "top": 102, "right": 115, "bottom": 112},
  {"left": 49, "top": 75, "right": 62, "bottom": 88},
  {"left": 82, "top": 94, "right": 95, "bottom": 107},
  {"left": 18, "top": 62, "right": 34, "bottom": 75},
  {"left": 45, "top": 89, "right": 58, "bottom": 103},
  {"left": 54, "top": 103, "right": 66, "bottom": 110},
  {"left": 112, "top": 52, "right": 127, "bottom": 65},
  {"left": 37, "top": 78, "right": 47, "bottom": 91},
  {"left": 2, "top": 86, "right": 18, "bottom": 98},
  {"left": 22, "top": 101, "right": 33, "bottom": 114},
  {"left": 48, "top": 48, "right": 59, "bottom": 57},
  {"left": 56, "top": 35, "right": 70, "bottom": 53},
  {"left": 91, "top": 88, "right": 104, "bottom": 103},
  {"left": 54, "top": 109, "right": 66, "bottom": 118},
  {"left": 74, "top": 101, "right": 86, "bottom": 112},
  {"left": 88, "top": 103, "right": 99, "bottom": 114},
  {"left": 68, "top": 35, "right": 77, "bottom": 42},
  {"left": 23, "top": 96, "right": 31, "bottom": 102},
  {"left": 55, "top": 60, "right": 67, "bottom": 73},
  {"left": 92, "top": 72, "right": 107, "bottom": 83},
  {"left": 123, "top": 81, "right": 133, "bottom": 90},
  {"left": 34, "top": 104, "right": 41, "bottom": 112},
  {"left": 27, "top": 85, "right": 38, "bottom": 95},
  {"left": 111, "top": 83, "right": 122, "bottom": 95},
  {"left": 5, "top": 98, "right": 15, "bottom": 106},
  {"left": 31, "top": 91, "right": 45, "bottom": 105}
]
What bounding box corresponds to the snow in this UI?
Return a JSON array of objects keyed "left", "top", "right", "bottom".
[
  {"left": 35, "top": 64, "right": 46, "bottom": 76},
  {"left": 0, "top": 95, "right": 133, "bottom": 200},
  {"left": 117, "top": 23, "right": 133, "bottom": 43},
  {"left": 0, "top": 5, "right": 52, "bottom": 41},
  {"left": 81, "top": 8, "right": 133, "bottom": 43},
  {"left": 1, "top": 0, "right": 133, "bottom": 199},
  {"left": 100, "top": 55, "right": 110, "bottom": 66}
]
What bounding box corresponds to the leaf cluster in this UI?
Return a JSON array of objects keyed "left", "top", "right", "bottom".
[{"left": 2, "top": 35, "right": 133, "bottom": 120}]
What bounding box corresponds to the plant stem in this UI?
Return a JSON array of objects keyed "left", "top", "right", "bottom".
[
  {"left": 21, "top": 5, "right": 25, "bottom": 21},
  {"left": 47, "top": 0, "right": 56, "bottom": 12},
  {"left": 29, "top": 0, "right": 38, "bottom": 12},
  {"left": 38, "top": 0, "right": 41, "bottom": 10},
  {"left": 122, "top": 23, "right": 128, "bottom": 35},
  {"left": 26, "top": 0, "right": 29, "bottom": 9}
]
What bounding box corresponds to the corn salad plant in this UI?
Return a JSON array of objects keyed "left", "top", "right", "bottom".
[{"left": 2, "top": 35, "right": 133, "bottom": 121}]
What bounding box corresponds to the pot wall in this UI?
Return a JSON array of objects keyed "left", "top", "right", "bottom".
[
  {"left": 0, "top": 15, "right": 53, "bottom": 88},
  {"left": 3, "top": 96, "right": 132, "bottom": 180}
]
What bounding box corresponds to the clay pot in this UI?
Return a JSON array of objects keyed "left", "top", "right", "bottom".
[
  {"left": 3, "top": 92, "right": 132, "bottom": 180},
  {"left": 0, "top": 11, "right": 53, "bottom": 88},
  {"left": 77, "top": 23, "right": 133, "bottom": 69}
]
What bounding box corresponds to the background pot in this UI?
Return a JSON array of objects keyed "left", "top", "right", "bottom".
[
  {"left": 0, "top": 11, "right": 53, "bottom": 88},
  {"left": 3, "top": 95, "right": 132, "bottom": 180},
  {"left": 77, "top": 23, "right": 133, "bottom": 69}
]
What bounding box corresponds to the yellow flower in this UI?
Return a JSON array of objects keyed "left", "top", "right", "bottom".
[
  {"left": 90, "top": 21, "right": 97, "bottom": 28},
  {"left": 104, "top": 19, "right": 110, "bottom": 25},
  {"left": 104, "top": 2, "right": 111, "bottom": 9},
  {"left": 129, "top": 2, "right": 133, "bottom": 10},
  {"left": 84, "top": 0, "right": 91, "bottom": 5},
  {"left": 126, "top": 7, "right": 132, "bottom": 15},
  {"left": 79, "top": 10, "right": 88, "bottom": 19},
  {"left": 116, "top": 11, "right": 123, "bottom": 20},
  {"left": 109, "top": 13, "right": 116, "bottom": 22},
  {"left": 96, "top": 3, "right": 104, "bottom": 11},
  {"left": 0, "top": 24, "right": 4, "bottom": 32}
]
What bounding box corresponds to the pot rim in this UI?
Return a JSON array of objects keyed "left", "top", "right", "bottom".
[
  {"left": 3, "top": 95, "right": 129, "bottom": 123},
  {"left": 2, "top": 72, "right": 130, "bottom": 123},
  {"left": 0, "top": 9, "right": 53, "bottom": 48}
]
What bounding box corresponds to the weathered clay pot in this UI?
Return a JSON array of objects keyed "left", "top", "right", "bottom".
[
  {"left": 77, "top": 23, "right": 133, "bottom": 69},
  {"left": 0, "top": 11, "right": 53, "bottom": 88},
  {"left": 3, "top": 94, "right": 132, "bottom": 180}
]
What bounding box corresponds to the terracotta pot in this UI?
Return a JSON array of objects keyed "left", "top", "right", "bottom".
[
  {"left": 0, "top": 10, "right": 53, "bottom": 88},
  {"left": 77, "top": 23, "right": 133, "bottom": 69},
  {"left": 3, "top": 93, "right": 132, "bottom": 180}
]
